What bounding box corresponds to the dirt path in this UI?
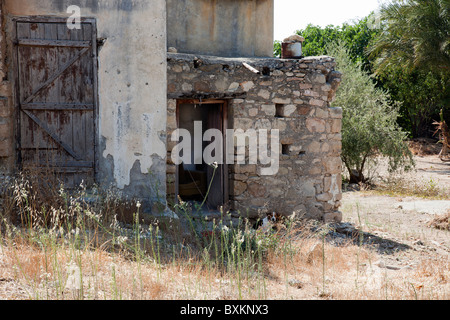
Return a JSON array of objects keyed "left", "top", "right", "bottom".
[{"left": 341, "top": 155, "right": 449, "bottom": 270}]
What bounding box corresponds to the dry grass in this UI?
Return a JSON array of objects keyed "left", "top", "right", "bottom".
[
  {"left": 368, "top": 174, "right": 449, "bottom": 200},
  {"left": 427, "top": 211, "right": 450, "bottom": 231},
  {"left": 0, "top": 173, "right": 449, "bottom": 300},
  {"left": 0, "top": 222, "right": 450, "bottom": 300},
  {"left": 0, "top": 224, "right": 448, "bottom": 300},
  {"left": 408, "top": 138, "right": 441, "bottom": 156}
]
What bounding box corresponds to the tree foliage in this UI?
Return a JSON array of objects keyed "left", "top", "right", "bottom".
[
  {"left": 367, "top": 0, "right": 450, "bottom": 137},
  {"left": 377, "top": 66, "right": 449, "bottom": 137},
  {"left": 274, "top": 6, "right": 450, "bottom": 139},
  {"left": 328, "top": 41, "right": 414, "bottom": 183},
  {"left": 295, "top": 16, "right": 379, "bottom": 71},
  {"left": 368, "top": 0, "right": 450, "bottom": 75},
  {"left": 273, "top": 16, "right": 378, "bottom": 66}
]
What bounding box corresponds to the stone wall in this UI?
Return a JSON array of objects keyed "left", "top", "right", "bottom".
[{"left": 167, "top": 53, "right": 343, "bottom": 223}]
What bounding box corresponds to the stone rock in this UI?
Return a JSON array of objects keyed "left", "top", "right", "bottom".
[
  {"left": 247, "top": 183, "right": 266, "bottom": 197},
  {"left": 277, "top": 104, "right": 296, "bottom": 117},
  {"left": 316, "top": 192, "right": 332, "bottom": 202},
  {"left": 248, "top": 108, "right": 258, "bottom": 117},
  {"left": 255, "top": 118, "right": 272, "bottom": 130},
  {"left": 272, "top": 70, "right": 284, "bottom": 76},
  {"left": 234, "top": 164, "right": 257, "bottom": 174},
  {"left": 181, "top": 82, "right": 192, "bottom": 91},
  {"left": 311, "top": 73, "right": 326, "bottom": 84},
  {"left": 240, "top": 81, "right": 255, "bottom": 92},
  {"left": 228, "top": 82, "right": 240, "bottom": 92},
  {"left": 300, "top": 180, "right": 316, "bottom": 198},
  {"left": 323, "top": 157, "right": 342, "bottom": 174},
  {"left": 306, "top": 118, "right": 326, "bottom": 133},
  {"left": 272, "top": 97, "right": 291, "bottom": 104},
  {"left": 307, "top": 141, "right": 321, "bottom": 153},
  {"left": 258, "top": 89, "right": 271, "bottom": 99},
  {"left": 232, "top": 181, "right": 247, "bottom": 196},
  {"left": 298, "top": 106, "right": 311, "bottom": 115},
  {"left": 329, "top": 107, "right": 343, "bottom": 119},
  {"left": 315, "top": 108, "right": 329, "bottom": 119},
  {"left": 323, "top": 211, "right": 342, "bottom": 223},
  {"left": 299, "top": 83, "right": 313, "bottom": 90},
  {"left": 261, "top": 104, "right": 276, "bottom": 116},
  {"left": 330, "top": 119, "right": 341, "bottom": 133},
  {"left": 310, "top": 99, "right": 325, "bottom": 107}
]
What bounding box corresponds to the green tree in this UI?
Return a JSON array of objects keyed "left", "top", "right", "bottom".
[
  {"left": 295, "top": 16, "right": 380, "bottom": 71},
  {"left": 273, "top": 40, "right": 281, "bottom": 58},
  {"left": 368, "top": 0, "right": 450, "bottom": 137},
  {"left": 329, "top": 41, "right": 414, "bottom": 183},
  {"left": 378, "top": 66, "right": 449, "bottom": 137},
  {"left": 273, "top": 15, "right": 379, "bottom": 67},
  {"left": 368, "top": 0, "right": 450, "bottom": 74}
]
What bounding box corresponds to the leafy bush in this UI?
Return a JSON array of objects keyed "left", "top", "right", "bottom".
[{"left": 328, "top": 41, "right": 414, "bottom": 183}]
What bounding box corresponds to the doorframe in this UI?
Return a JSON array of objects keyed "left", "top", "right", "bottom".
[
  {"left": 11, "top": 16, "right": 99, "bottom": 180},
  {"left": 175, "top": 99, "right": 229, "bottom": 208}
]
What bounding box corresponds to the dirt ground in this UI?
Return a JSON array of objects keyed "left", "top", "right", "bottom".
[{"left": 341, "top": 153, "right": 449, "bottom": 273}]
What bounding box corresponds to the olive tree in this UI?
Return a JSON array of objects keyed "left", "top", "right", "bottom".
[{"left": 328, "top": 41, "right": 414, "bottom": 183}]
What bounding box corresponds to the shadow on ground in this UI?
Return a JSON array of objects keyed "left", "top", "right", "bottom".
[{"left": 324, "top": 222, "right": 412, "bottom": 255}]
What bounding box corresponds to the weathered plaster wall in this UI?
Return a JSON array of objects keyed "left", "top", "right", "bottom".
[
  {"left": 2, "top": 0, "right": 168, "bottom": 206},
  {"left": 167, "top": 0, "right": 274, "bottom": 58},
  {"left": 167, "top": 53, "right": 343, "bottom": 223}
]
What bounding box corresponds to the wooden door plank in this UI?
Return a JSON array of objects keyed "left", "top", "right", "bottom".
[
  {"left": 22, "top": 47, "right": 89, "bottom": 104},
  {"left": 37, "top": 161, "right": 94, "bottom": 168},
  {"left": 22, "top": 109, "right": 81, "bottom": 160},
  {"left": 22, "top": 102, "right": 94, "bottom": 110},
  {"left": 28, "top": 25, "right": 48, "bottom": 152},
  {"left": 41, "top": 23, "right": 59, "bottom": 159},
  {"left": 17, "top": 39, "right": 91, "bottom": 48},
  {"left": 56, "top": 23, "right": 75, "bottom": 164},
  {"left": 17, "top": 23, "right": 34, "bottom": 159}
]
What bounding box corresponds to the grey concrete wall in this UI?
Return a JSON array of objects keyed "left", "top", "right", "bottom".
[
  {"left": 167, "top": 0, "right": 274, "bottom": 58},
  {"left": 2, "top": 0, "right": 168, "bottom": 208}
]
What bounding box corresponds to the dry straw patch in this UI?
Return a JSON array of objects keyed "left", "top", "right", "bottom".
[
  {"left": 427, "top": 211, "right": 450, "bottom": 231},
  {"left": 0, "top": 222, "right": 449, "bottom": 300},
  {"left": 0, "top": 172, "right": 449, "bottom": 300}
]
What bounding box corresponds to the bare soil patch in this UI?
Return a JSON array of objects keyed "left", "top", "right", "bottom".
[{"left": 340, "top": 154, "right": 449, "bottom": 295}]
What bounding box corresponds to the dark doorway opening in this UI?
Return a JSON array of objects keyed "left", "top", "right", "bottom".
[{"left": 176, "top": 99, "right": 228, "bottom": 211}]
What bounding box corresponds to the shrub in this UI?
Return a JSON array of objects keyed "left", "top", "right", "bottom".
[{"left": 328, "top": 41, "right": 414, "bottom": 183}]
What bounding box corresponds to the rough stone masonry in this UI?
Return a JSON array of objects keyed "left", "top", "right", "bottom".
[{"left": 167, "top": 53, "right": 343, "bottom": 223}]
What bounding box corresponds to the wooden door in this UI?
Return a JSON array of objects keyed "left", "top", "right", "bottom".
[{"left": 14, "top": 18, "right": 97, "bottom": 187}]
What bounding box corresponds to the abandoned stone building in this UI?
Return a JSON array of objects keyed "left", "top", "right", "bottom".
[{"left": 0, "top": 0, "right": 343, "bottom": 223}]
